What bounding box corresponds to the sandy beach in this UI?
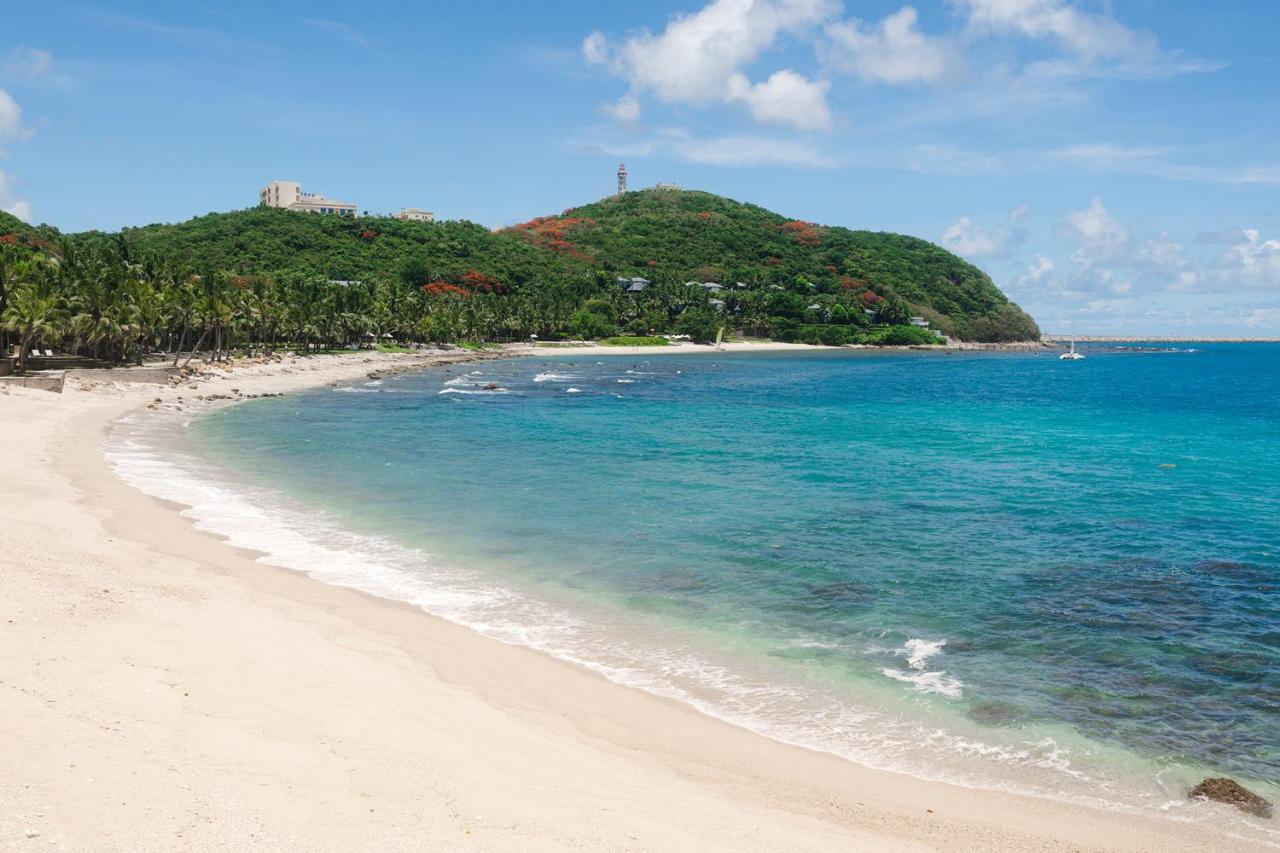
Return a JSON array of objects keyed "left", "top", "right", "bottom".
[{"left": 1, "top": 348, "right": 1269, "bottom": 851}]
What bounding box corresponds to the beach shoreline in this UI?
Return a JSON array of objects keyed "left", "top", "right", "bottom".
[{"left": 1, "top": 348, "right": 1270, "bottom": 851}]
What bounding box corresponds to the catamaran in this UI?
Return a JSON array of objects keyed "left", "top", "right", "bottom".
[{"left": 1060, "top": 334, "right": 1085, "bottom": 360}]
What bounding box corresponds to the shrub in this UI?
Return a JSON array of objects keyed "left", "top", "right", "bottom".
[
  {"left": 866, "top": 325, "right": 942, "bottom": 345},
  {"left": 569, "top": 308, "right": 615, "bottom": 340},
  {"left": 599, "top": 336, "right": 670, "bottom": 346}
]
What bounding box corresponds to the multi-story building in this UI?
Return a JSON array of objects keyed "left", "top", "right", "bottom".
[
  {"left": 259, "top": 180, "right": 357, "bottom": 216},
  {"left": 394, "top": 208, "right": 435, "bottom": 222}
]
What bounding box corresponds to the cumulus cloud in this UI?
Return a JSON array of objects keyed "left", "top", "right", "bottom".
[
  {"left": 822, "top": 6, "right": 956, "bottom": 84},
  {"left": 1213, "top": 229, "right": 1280, "bottom": 289},
  {"left": 0, "top": 168, "right": 33, "bottom": 222},
  {"left": 582, "top": 0, "right": 838, "bottom": 130},
  {"left": 1058, "top": 196, "right": 1128, "bottom": 267},
  {"left": 727, "top": 69, "right": 832, "bottom": 130},
  {"left": 942, "top": 216, "right": 1004, "bottom": 256},
  {"left": 941, "top": 205, "right": 1029, "bottom": 257},
  {"left": 1056, "top": 199, "right": 1198, "bottom": 295},
  {"left": 1017, "top": 254, "right": 1056, "bottom": 285},
  {"left": 1012, "top": 206, "right": 1277, "bottom": 334},
  {"left": 0, "top": 89, "right": 30, "bottom": 141}
]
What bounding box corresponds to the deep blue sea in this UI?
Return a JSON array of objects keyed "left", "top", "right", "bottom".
[{"left": 110, "top": 344, "right": 1280, "bottom": 827}]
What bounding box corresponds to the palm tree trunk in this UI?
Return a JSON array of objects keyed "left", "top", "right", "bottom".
[
  {"left": 16, "top": 332, "right": 35, "bottom": 373},
  {"left": 182, "top": 326, "right": 210, "bottom": 368},
  {"left": 172, "top": 322, "right": 188, "bottom": 367}
]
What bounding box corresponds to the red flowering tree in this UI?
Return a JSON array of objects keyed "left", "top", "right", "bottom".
[
  {"left": 459, "top": 270, "right": 502, "bottom": 293},
  {"left": 422, "top": 282, "right": 471, "bottom": 297},
  {"left": 778, "top": 220, "right": 823, "bottom": 247},
  {"left": 502, "top": 215, "right": 598, "bottom": 263}
]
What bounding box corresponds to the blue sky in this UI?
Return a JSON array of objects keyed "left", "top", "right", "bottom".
[{"left": 2, "top": 1, "right": 1278, "bottom": 334}]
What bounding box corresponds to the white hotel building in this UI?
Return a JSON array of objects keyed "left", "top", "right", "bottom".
[
  {"left": 259, "top": 180, "right": 357, "bottom": 216},
  {"left": 394, "top": 208, "right": 435, "bottom": 222}
]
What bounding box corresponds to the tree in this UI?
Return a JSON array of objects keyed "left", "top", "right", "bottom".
[
  {"left": 876, "top": 295, "right": 912, "bottom": 326},
  {"left": 398, "top": 255, "right": 431, "bottom": 289},
  {"left": 569, "top": 307, "right": 615, "bottom": 339},
  {"left": 2, "top": 267, "right": 67, "bottom": 372},
  {"left": 675, "top": 307, "right": 721, "bottom": 343}
]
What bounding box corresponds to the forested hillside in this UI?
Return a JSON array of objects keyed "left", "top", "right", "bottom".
[{"left": 1, "top": 189, "right": 1040, "bottom": 369}]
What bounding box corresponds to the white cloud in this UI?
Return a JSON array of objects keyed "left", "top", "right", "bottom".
[
  {"left": 957, "top": 0, "right": 1154, "bottom": 61},
  {"left": 822, "top": 6, "right": 955, "bottom": 84},
  {"left": 2, "top": 47, "right": 53, "bottom": 79},
  {"left": 602, "top": 94, "right": 642, "bottom": 123},
  {"left": 1043, "top": 199, "right": 1272, "bottom": 300},
  {"left": 0, "top": 89, "right": 30, "bottom": 141},
  {"left": 582, "top": 0, "right": 838, "bottom": 128},
  {"left": 582, "top": 31, "right": 609, "bottom": 65},
  {"left": 0, "top": 168, "right": 33, "bottom": 222},
  {"left": 1018, "top": 254, "right": 1056, "bottom": 285},
  {"left": 941, "top": 205, "right": 1029, "bottom": 257},
  {"left": 942, "top": 216, "right": 1001, "bottom": 256},
  {"left": 1135, "top": 233, "right": 1197, "bottom": 290},
  {"left": 1214, "top": 229, "right": 1280, "bottom": 289},
  {"left": 3, "top": 199, "right": 33, "bottom": 222},
  {"left": 1059, "top": 196, "right": 1128, "bottom": 267},
  {"left": 726, "top": 69, "right": 831, "bottom": 131}
]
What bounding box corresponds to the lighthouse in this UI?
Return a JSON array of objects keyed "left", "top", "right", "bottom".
[{"left": 617, "top": 163, "right": 628, "bottom": 196}]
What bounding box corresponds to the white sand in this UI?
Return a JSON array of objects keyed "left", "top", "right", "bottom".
[{"left": 1, "top": 349, "right": 1269, "bottom": 851}]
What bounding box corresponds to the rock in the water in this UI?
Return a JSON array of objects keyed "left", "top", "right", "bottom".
[
  {"left": 966, "top": 701, "right": 1020, "bottom": 727},
  {"left": 1188, "top": 777, "right": 1272, "bottom": 818}
]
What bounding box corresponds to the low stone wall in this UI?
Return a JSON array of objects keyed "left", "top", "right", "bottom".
[
  {"left": 66, "top": 366, "right": 179, "bottom": 384},
  {"left": 0, "top": 371, "right": 66, "bottom": 393}
]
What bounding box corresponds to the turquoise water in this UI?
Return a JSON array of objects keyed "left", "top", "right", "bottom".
[{"left": 131, "top": 345, "right": 1279, "bottom": 820}]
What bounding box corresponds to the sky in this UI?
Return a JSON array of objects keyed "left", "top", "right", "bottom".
[{"left": 2, "top": 1, "right": 1278, "bottom": 335}]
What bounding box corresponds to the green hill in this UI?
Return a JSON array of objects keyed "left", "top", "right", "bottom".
[
  {"left": 0, "top": 210, "right": 36, "bottom": 239},
  {"left": 6, "top": 189, "right": 1039, "bottom": 346},
  {"left": 507, "top": 189, "right": 1037, "bottom": 340}
]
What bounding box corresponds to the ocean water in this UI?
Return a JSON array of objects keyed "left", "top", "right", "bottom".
[{"left": 108, "top": 345, "right": 1280, "bottom": 834}]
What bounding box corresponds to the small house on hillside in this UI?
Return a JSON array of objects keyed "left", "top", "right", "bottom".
[{"left": 617, "top": 277, "right": 650, "bottom": 293}]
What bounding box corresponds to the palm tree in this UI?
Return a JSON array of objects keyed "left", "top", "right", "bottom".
[{"left": 2, "top": 267, "right": 67, "bottom": 372}]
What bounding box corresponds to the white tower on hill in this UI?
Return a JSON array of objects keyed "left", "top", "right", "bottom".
[{"left": 617, "top": 163, "right": 628, "bottom": 195}]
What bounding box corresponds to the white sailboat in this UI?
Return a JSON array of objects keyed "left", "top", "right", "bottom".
[{"left": 1060, "top": 332, "right": 1085, "bottom": 360}]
